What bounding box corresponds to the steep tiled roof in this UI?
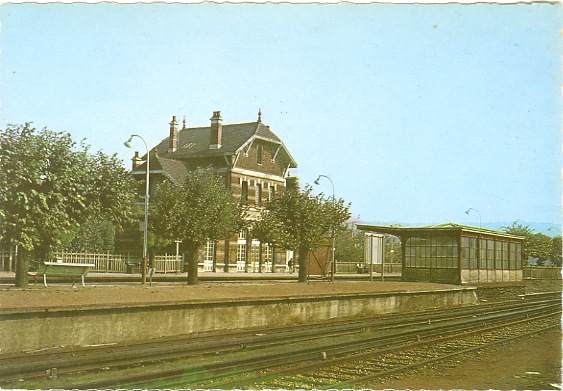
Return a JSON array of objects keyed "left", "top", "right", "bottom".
[
  {"left": 132, "top": 115, "right": 297, "bottom": 181},
  {"left": 152, "top": 121, "right": 281, "bottom": 158},
  {"left": 132, "top": 153, "right": 192, "bottom": 184}
]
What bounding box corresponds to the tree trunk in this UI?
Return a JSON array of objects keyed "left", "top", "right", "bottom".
[
  {"left": 186, "top": 241, "right": 200, "bottom": 285},
  {"left": 15, "top": 247, "right": 30, "bottom": 287},
  {"left": 223, "top": 239, "right": 230, "bottom": 272},
  {"left": 298, "top": 245, "right": 309, "bottom": 283},
  {"left": 148, "top": 247, "right": 156, "bottom": 269}
]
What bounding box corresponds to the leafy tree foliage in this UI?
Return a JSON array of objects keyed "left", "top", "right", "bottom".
[
  {"left": 385, "top": 235, "right": 402, "bottom": 264},
  {"left": 257, "top": 185, "right": 350, "bottom": 282},
  {"left": 68, "top": 219, "right": 116, "bottom": 253},
  {"left": 334, "top": 225, "right": 364, "bottom": 265},
  {"left": 502, "top": 220, "right": 560, "bottom": 266},
  {"left": 527, "top": 233, "right": 553, "bottom": 265},
  {"left": 550, "top": 236, "right": 562, "bottom": 267},
  {"left": 150, "top": 167, "right": 245, "bottom": 285},
  {"left": 0, "top": 123, "right": 137, "bottom": 286}
]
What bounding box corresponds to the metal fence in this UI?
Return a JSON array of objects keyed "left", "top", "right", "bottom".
[
  {"left": 0, "top": 250, "right": 184, "bottom": 274},
  {"left": 154, "top": 254, "right": 183, "bottom": 274},
  {"left": 336, "top": 261, "right": 402, "bottom": 274},
  {"left": 53, "top": 251, "right": 132, "bottom": 273},
  {"left": 523, "top": 266, "right": 562, "bottom": 280}
]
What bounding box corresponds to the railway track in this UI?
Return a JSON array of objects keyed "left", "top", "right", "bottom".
[{"left": 1, "top": 296, "right": 560, "bottom": 389}]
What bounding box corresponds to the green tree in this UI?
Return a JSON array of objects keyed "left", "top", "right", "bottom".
[
  {"left": 528, "top": 233, "right": 553, "bottom": 266},
  {"left": 258, "top": 185, "right": 350, "bottom": 282},
  {"left": 385, "top": 235, "right": 402, "bottom": 264},
  {"left": 0, "top": 123, "right": 137, "bottom": 286},
  {"left": 334, "top": 225, "right": 364, "bottom": 265},
  {"left": 550, "top": 236, "right": 562, "bottom": 267},
  {"left": 69, "top": 219, "right": 116, "bottom": 253},
  {"left": 150, "top": 167, "right": 245, "bottom": 285},
  {"left": 502, "top": 220, "right": 559, "bottom": 266},
  {"left": 502, "top": 220, "right": 535, "bottom": 263}
]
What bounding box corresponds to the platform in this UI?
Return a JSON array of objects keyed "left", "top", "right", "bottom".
[{"left": 0, "top": 280, "right": 478, "bottom": 355}]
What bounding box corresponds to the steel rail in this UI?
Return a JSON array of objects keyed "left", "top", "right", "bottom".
[
  {"left": 2, "top": 298, "right": 559, "bottom": 389},
  {"left": 327, "top": 314, "right": 561, "bottom": 389},
  {"left": 193, "top": 306, "right": 561, "bottom": 389},
  {"left": 124, "top": 301, "right": 559, "bottom": 389},
  {"left": 1, "top": 298, "right": 544, "bottom": 381}
]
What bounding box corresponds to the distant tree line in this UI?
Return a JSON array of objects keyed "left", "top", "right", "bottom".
[{"left": 502, "top": 221, "right": 562, "bottom": 267}]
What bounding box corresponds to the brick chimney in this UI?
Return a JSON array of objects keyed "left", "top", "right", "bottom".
[
  {"left": 168, "top": 115, "right": 179, "bottom": 153},
  {"left": 131, "top": 151, "right": 142, "bottom": 170},
  {"left": 209, "top": 111, "right": 222, "bottom": 150}
]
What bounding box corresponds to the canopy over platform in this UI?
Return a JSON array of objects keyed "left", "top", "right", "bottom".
[{"left": 357, "top": 223, "right": 525, "bottom": 285}]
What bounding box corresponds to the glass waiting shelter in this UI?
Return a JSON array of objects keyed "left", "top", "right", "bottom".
[{"left": 357, "top": 223, "right": 525, "bottom": 284}]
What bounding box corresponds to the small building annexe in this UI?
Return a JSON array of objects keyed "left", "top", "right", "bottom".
[{"left": 357, "top": 223, "right": 525, "bottom": 284}]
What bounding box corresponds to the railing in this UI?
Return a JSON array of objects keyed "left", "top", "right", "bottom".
[
  {"left": 0, "top": 250, "right": 184, "bottom": 274},
  {"left": 336, "top": 261, "right": 402, "bottom": 274},
  {"left": 523, "top": 266, "right": 562, "bottom": 280},
  {"left": 54, "top": 251, "right": 134, "bottom": 273},
  {"left": 154, "top": 255, "right": 183, "bottom": 274}
]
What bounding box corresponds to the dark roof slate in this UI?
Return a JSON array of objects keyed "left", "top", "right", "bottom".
[
  {"left": 132, "top": 117, "right": 297, "bottom": 179},
  {"left": 154, "top": 121, "right": 282, "bottom": 158},
  {"left": 132, "top": 153, "right": 192, "bottom": 184}
]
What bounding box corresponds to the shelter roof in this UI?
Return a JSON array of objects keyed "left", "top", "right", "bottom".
[{"left": 357, "top": 222, "right": 525, "bottom": 240}]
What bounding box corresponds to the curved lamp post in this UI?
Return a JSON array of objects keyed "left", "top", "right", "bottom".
[
  {"left": 314, "top": 174, "right": 336, "bottom": 281},
  {"left": 548, "top": 226, "right": 561, "bottom": 236},
  {"left": 465, "top": 208, "right": 481, "bottom": 230},
  {"left": 124, "top": 135, "right": 149, "bottom": 285}
]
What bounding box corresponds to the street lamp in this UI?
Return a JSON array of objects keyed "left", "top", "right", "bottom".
[
  {"left": 465, "top": 208, "right": 481, "bottom": 230},
  {"left": 124, "top": 135, "right": 150, "bottom": 285},
  {"left": 314, "top": 174, "right": 336, "bottom": 282}
]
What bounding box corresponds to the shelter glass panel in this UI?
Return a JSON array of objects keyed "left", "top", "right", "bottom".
[
  {"left": 515, "top": 242, "right": 522, "bottom": 269},
  {"left": 461, "top": 236, "right": 478, "bottom": 269},
  {"left": 502, "top": 242, "right": 509, "bottom": 270},
  {"left": 405, "top": 236, "right": 457, "bottom": 269},
  {"left": 509, "top": 242, "right": 517, "bottom": 270}
]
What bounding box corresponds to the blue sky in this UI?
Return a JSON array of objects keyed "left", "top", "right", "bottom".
[{"left": 1, "top": 3, "right": 561, "bottom": 226}]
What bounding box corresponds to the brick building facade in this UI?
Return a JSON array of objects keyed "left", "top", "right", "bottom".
[{"left": 130, "top": 110, "right": 297, "bottom": 272}]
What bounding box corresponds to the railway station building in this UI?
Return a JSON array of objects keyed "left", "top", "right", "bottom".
[
  {"left": 129, "top": 110, "right": 298, "bottom": 273},
  {"left": 357, "top": 223, "right": 525, "bottom": 284}
]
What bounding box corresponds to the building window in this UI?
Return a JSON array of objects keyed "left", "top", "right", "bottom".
[
  {"left": 237, "top": 230, "right": 247, "bottom": 270},
  {"left": 269, "top": 185, "right": 275, "bottom": 201},
  {"left": 241, "top": 181, "right": 248, "bottom": 201},
  {"left": 251, "top": 241, "right": 260, "bottom": 266},
  {"left": 255, "top": 183, "right": 262, "bottom": 205},
  {"left": 264, "top": 243, "right": 273, "bottom": 263},
  {"left": 237, "top": 244, "right": 246, "bottom": 263},
  {"left": 257, "top": 145, "right": 263, "bottom": 165},
  {"left": 204, "top": 240, "right": 215, "bottom": 262}
]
